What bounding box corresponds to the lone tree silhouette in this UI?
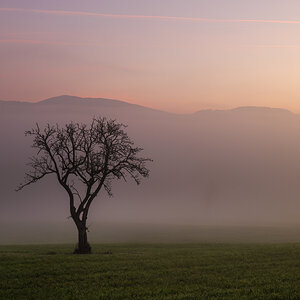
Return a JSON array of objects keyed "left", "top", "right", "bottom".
[{"left": 17, "top": 117, "right": 152, "bottom": 254}]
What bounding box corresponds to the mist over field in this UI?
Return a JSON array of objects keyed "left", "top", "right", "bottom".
[{"left": 1, "top": 95, "right": 300, "bottom": 244}]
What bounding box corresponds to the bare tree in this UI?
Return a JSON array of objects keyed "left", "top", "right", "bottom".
[{"left": 17, "top": 117, "right": 152, "bottom": 254}]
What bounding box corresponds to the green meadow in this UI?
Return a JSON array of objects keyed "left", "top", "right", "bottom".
[{"left": 1, "top": 243, "right": 300, "bottom": 299}]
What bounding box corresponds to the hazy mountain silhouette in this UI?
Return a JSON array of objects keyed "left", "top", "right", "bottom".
[{"left": 1, "top": 95, "right": 300, "bottom": 242}]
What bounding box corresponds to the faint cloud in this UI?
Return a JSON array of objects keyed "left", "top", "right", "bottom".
[
  {"left": 251, "top": 45, "right": 300, "bottom": 48},
  {"left": 0, "top": 39, "right": 82, "bottom": 46},
  {"left": 1, "top": 7, "right": 300, "bottom": 24}
]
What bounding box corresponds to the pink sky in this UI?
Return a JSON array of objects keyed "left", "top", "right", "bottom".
[{"left": 1, "top": 1, "right": 300, "bottom": 113}]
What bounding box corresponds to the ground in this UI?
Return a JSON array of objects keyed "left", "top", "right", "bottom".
[{"left": 0, "top": 243, "right": 300, "bottom": 299}]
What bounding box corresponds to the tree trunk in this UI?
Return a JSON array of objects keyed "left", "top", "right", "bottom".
[{"left": 74, "top": 224, "right": 91, "bottom": 254}]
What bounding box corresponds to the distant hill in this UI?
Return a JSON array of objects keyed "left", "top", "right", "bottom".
[
  {"left": 38, "top": 95, "right": 150, "bottom": 109},
  {"left": 193, "top": 106, "right": 293, "bottom": 116},
  {"left": 1, "top": 95, "right": 294, "bottom": 116}
]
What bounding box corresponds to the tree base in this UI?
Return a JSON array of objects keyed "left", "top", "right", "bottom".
[{"left": 73, "top": 243, "right": 91, "bottom": 254}]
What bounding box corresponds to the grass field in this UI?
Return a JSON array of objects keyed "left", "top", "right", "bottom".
[{"left": 1, "top": 243, "right": 300, "bottom": 299}]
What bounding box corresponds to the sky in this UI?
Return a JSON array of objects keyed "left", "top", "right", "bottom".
[{"left": 1, "top": 0, "right": 300, "bottom": 113}]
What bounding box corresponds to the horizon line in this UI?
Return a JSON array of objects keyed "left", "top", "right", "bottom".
[
  {"left": 1, "top": 7, "right": 300, "bottom": 24},
  {"left": 0, "top": 95, "right": 294, "bottom": 115}
]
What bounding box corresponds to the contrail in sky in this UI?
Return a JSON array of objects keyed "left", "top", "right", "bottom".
[{"left": 1, "top": 7, "right": 300, "bottom": 24}]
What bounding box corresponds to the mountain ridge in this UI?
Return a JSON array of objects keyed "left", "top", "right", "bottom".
[{"left": 0, "top": 95, "right": 296, "bottom": 116}]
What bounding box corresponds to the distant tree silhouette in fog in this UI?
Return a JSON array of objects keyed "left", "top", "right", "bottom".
[{"left": 17, "top": 117, "right": 152, "bottom": 254}]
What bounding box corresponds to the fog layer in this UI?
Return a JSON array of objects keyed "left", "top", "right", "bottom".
[{"left": 1, "top": 96, "right": 300, "bottom": 243}]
